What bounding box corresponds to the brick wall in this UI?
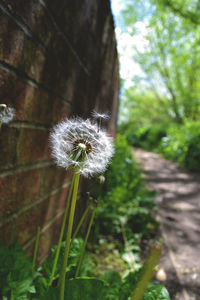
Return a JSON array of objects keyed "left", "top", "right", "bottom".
[{"left": 0, "top": 0, "right": 119, "bottom": 262}]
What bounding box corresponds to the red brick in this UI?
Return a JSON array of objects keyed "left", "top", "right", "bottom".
[
  {"left": 25, "top": 213, "right": 63, "bottom": 263},
  {"left": 17, "top": 185, "right": 69, "bottom": 245},
  {"left": 0, "top": 0, "right": 119, "bottom": 260},
  {"left": 0, "top": 126, "right": 18, "bottom": 170},
  {"left": 37, "top": 215, "right": 63, "bottom": 264},
  {"left": 16, "top": 128, "right": 50, "bottom": 165},
  {"left": 40, "top": 165, "right": 69, "bottom": 195},
  {"left": 0, "top": 69, "right": 71, "bottom": 125},
  {"left": 0, "top": 168, "right": 41, "bottom": 218},
  {"left": 0, "top": 221, "right": 16, "bottom": 246},
  {"left": 0, "top": 16, "right": 45, "bottom": 82},
  {"left": 2, "top": 0, "right": 53, "bottom": 46},
  {"left": 0, "top": 14, "right": 78, "bottom": 96}
]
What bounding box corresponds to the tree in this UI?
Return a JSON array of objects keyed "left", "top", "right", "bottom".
[{"left": 119, "top": 0, "right": 200, "bottom": 124}]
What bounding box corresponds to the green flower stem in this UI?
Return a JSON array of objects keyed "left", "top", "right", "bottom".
[
  {"left": 59, "top": 170, "right": 80, "bottom": 300},
  {"left": 131, "top": 244, "right": 162, "bottom": 300},
  {"left": 71, "top": 204, "right": 90, "bottom": 241},
  {"left": 75, "top": 204, "right": 97, "bottom": 278},
  {"left": 32, "top": 226, "right": 41, "bottom": 270},
  {"left": 49, "top": 173, "right": 76, "bottom": 287}
]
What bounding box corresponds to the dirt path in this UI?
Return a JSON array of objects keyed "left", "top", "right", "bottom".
[{"left": 133, "top": 149, "right": 200, "bottom": 300}]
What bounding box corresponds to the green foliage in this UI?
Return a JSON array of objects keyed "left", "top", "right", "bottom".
[
  {"left": 99, "top": 269, "right": 170, "bottom": 300},
  {"left": 116, "top": 0, "right": 200, "bottom": 174},
  {"left": 41, "top": 277, "right": 107, "bottom": 300},
  {"left": 121, "top": 117, "right": 200, "bottom": 172},
  {"left": 119, "top": 122, "right": 169, "bottom": 152},
  {"left": 159, "top": 120, "right": 200, "bottom": 171},
  {"left": 118, "top": 268, "right": 144, "bottom": 300},
  {"left": 42, "top": 238, "right": 84, "bottom": 280},
  {"left": 119, "top": 0, "right": 200, "bottom": 124},
  {"left": 0, "top": 241, "right": 170, "bottom": 299},
  {"left": 91, "top": 135, "right": 158, "bottom": 244},
  {"left": 100, "top": 270, "right": 122, "bottom": 300},
  {"left": 0, "top": 242, "right": 37, "bottom": 300},
  {"left": 143, "top": 284, "right": 170, "bottom": 300},
  {"left": 34, "top": 238, "right": 94, "bottom": 297}
]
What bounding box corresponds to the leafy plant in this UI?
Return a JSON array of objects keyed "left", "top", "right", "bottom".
[
  {"left": 143, "top": 284, "right": 170, "bottom": 300},
  {"left": 41, "top": 277, "right": 107, "bottom": 300},
  {"left": 34, "top": 238, "right": 94, "bottom": 297},
  {"left": 91, "top": 134, "right": 158, "bottom": 243},
  {"left": 100, "top": 268, "right": 170, "bottom": 300},
  {"left": 0, "top": 243, "right": 37, "bottom": 300},
  {"left": 0, "top": 239, "right": 170, "bottom": 300},
  {"left": 159, "top": 120, "right": 200, "bottom": 171}
]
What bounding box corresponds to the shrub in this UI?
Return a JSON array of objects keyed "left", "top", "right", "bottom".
[
  {"left": 159, "top": 120, "right": 200, "bottom": 171},
  {"left": 119, "top": 122, "right": 168, "bottom": 151},
  {"left": 91, "top": 134, "right": 158, "bottom": 242}
]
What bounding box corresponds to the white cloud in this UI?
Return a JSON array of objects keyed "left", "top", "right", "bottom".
[
  {"left": 115, "top": 23, "right": 149, "bottom": 88},
  {"left": 111, "top": 0, "right": 125, "bottom": 17}
]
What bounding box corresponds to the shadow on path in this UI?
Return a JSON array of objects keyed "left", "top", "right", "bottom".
[{"left": 134, "top": 149, "right": 200, "bottom": 300}]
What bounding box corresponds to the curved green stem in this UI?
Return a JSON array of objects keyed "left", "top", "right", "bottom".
[
  {"left": 71, "top": 205, "right": 90, "bottom": 242},
  {"left": 49, "top": 174, "right": 75, "bottom": 286},
  {"left": 32, "top": 226, "right": 41, "bottom": 270},
  {"left": 59, "top": 171, "right": 80, "bottom": 300},
  {"left": 75, "top": 205, "right": 97, "bottom": 278},
  {"left": 131, "top": 244, "right": 162, "bottom": 300}
]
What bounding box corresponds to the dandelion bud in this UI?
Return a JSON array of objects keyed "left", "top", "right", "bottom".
[
  {"left": 98, "top": 175, "right": 105, "bottom": 184},
  {"left": 156, "top": 268, "right": 167, "bottom": 282}
]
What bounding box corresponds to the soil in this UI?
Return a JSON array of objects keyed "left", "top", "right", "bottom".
[{"left": 133, "top": 149, "right": 200, "bottom": 300}]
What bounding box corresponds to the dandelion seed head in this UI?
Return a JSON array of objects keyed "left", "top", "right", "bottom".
[
  {"left": 0, "top": 105, "right": 15, "bottom": 124},
  {"left": 50, "top": 117, "right": 114, "bottom": 177},
  {"left": 91, "top": 110, "right": 110, "bottom": 121}
]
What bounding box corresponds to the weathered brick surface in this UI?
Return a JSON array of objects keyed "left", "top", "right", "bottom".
[
  {"left": 0, "top": 0, "right": 52, "bottom": 46},
  {"left": 0, "top": 168, "right": 42, "bottom": 218},
  {"left": 0, "top": 126, "right": 18, "bottom": 170},
  {"left": 0, "top": 0, "right": 119, "bottom": 261},
  {"left": 34, "top": 215, "right": 64, "bottom": 263},
  {"left": 0, "top": 69, "right": 71, "bottom": 125},
  {"left": 40, "top": 165, "right": 69, "bottom": 195},
  {"left": 17, "top": 185, "right": 69, "bottom": 245},
  {"left": 0, "top": 221, "right": 16, "bottom": 246},
  {"left": 16, "top": 128, "right": 50, "bottom": 165}
]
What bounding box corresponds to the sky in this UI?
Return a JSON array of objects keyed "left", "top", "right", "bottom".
[{"left": 110, "top": 0, "right": 147, "bottom": 88}]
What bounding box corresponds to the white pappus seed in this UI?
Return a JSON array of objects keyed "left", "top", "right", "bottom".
[
  {"left": 91, "top": 110, "right": 110, "bottom": 120},
  {"left": 50, "top": 117, "right": 114, "bottom": 177},
  {"left": 0, "top": 106, "right": 15, "bottom": 124}
]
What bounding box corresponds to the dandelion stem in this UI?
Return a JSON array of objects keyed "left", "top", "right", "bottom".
[
  {"left": 59, "top": 170, "right": 80, "bottom": 300},
  {"left": 131, "top": 244, "right": 162, "bottom": 300},
  {"left": 71, "top": 204, "right": 90, "bottom": 242},
  {"left": 32, "top": 226, "right": 41, "bottom": 270},
  {"left": 75, "top": 204, "right": 97, "bottom": 278},
  {"left": 49, "top": 173, "right": 76, "bottom": 286}
]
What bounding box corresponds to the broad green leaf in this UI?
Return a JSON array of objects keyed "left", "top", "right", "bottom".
[
  {"left": 41, "top": 277, "right": 107, "bottom": 300},
  {"left": 143, "top": 284, "right": 170, "bottom": 300},
  {"left": 65, "top": 277, "right": 107, "bottom": 300}
]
